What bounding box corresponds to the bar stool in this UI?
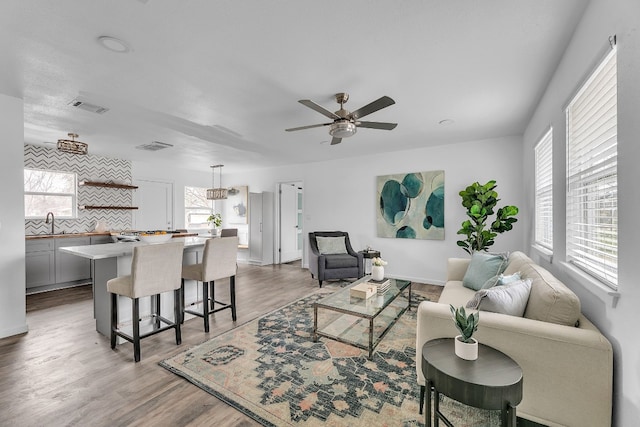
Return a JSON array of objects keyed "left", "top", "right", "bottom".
[
  {"left": 220, "top": 228, "right": 238, "bottom": 237},
  {"left": 107, "top": 241, "right": 184, "bottom": 362},
  {"left": 181, "top": 236, "right": 239, "bottom": 332}
]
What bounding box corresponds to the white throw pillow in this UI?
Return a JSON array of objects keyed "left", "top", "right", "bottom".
[
  {"left": 466, "top": 278, "right": 532, "bottom": 317},
  {"left": 316, "top": 236, "right": 347, "bottom": 255}
]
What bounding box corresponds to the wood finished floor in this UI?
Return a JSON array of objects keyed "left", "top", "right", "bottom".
[{"left": 0, "top": 263, "right": 442, "bottom": 427}]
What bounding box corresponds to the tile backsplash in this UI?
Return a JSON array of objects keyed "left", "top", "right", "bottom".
[{"left": 24, "top": 144, "right": 133, "bottom": 235}]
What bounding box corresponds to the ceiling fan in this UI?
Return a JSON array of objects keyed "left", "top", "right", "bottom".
[{"left": 285, "top": 92, "right": 397, "bottom": 145}]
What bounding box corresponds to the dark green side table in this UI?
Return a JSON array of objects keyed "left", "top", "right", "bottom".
[{"left": 421, "top": 338, "right": 523, "bottom": 427}]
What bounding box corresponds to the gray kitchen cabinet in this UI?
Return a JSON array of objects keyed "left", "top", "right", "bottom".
[
  {"left": 25, "top": 239, "right": 55, "bottom": 289},
  {"left": 55, "top": 237, "right": 91, "bottom": 283}
]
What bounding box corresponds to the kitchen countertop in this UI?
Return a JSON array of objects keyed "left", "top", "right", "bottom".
[
  {"left": 58, "top": 236, "right": 209, "bottom": 260},
  {"left": 25, "top": 231, "right": 198, "bottom": 240}
]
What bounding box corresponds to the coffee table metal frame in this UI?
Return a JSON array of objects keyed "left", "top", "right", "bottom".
[
  {"left": 421, "top": 338, "right": 523, "bottom": 427},
  {"left": 313, "top": 276, "right": 412, "bottom": 359}
]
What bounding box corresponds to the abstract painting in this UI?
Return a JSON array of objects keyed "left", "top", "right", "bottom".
[
  {"left": 224, "top": 185, "right": 248, "bottom": 224},
  {"left": 376, "top": 170, "right": 444, "bottom": 239}
]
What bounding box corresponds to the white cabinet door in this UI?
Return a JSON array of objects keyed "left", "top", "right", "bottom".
[
  {"left": 279, "top": 183, "right": 301, "bottom": 263},
  {"left": 249, "top": 192, "right": 274, "bottom": 265}
]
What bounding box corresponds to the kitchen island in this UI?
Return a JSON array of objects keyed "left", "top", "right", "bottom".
[{"left": 59, "top": 237, "right": 208, "bottom": 337}]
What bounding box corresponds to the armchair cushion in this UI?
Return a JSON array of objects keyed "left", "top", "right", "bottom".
[
  {"left": 316, "top": 236, "right": 348, "bottom": 254},
  {"left": 325, "top": 254, "right": 359, "bottom": 269}
]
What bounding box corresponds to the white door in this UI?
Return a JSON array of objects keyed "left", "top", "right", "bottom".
[
  {"left": 279, "top": 183, "right": 301, "bottom": 263},
  {"left": 134, "top": 179, "right": 173, "bottom": 231}
]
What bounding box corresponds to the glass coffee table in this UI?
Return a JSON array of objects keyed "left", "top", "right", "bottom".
[{"left": 313, "top": 276, "right": 412, "bottom": 359}]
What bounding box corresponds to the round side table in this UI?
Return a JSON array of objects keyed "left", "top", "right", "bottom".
[{"left": 421, "top": 338, "right": 523, "bottom": 427}]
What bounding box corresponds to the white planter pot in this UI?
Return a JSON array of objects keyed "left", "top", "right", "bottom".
[
  {"left": 454, "top": 335, "right": 478, "bottom": 360},
  {"left": 371, "top": 265, "right": 384, "bottom": 281}
]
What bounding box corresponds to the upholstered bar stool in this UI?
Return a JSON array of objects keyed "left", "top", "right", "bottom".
[
  {"left": 107, "top": 241, "right": 184, "bottom": 362},
  {"left": 220, "top": 228, "right": 238, "bottom": 237},
  {"left": 181, "top": 236, "right": 239, "bottom": 332}
]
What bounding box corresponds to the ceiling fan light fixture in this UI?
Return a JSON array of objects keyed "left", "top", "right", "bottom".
[{"left": 329, "top": 121, "right": 357, "bottom": 138}]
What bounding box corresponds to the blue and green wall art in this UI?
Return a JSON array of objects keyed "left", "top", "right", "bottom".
[{"left": 377, "top": 170, "right": 445, "bottom": 240}]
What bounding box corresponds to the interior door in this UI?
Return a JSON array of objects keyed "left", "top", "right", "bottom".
[
  {"left": 279, "top": 183, "right": 301, "bottom": 263},
  {"left": 134, "top": 179, "right": 173, "bottom": 230}
]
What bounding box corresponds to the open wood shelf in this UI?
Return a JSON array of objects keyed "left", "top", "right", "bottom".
[
  {"left": 79, "top": 181, "right": 138, "bottom": 190},
  {"left": 79, "top": 206, "right": 139, "bottom": 210}
]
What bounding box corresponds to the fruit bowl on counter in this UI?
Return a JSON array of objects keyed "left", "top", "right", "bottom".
[{"left": 138, "top": 232, "right": 173, "bottom": 243}]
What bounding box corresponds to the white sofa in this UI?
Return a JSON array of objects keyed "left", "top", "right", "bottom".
[{"left": 416, "top": 251, "right": 613, "bottom": 427}]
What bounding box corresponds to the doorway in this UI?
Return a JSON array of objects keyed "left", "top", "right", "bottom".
[
  {"left": 133, "top": 179, "right": 174, "bottom": 231},
  {"left": 276, "top": 181, "right": 303, "bottom": 264}
]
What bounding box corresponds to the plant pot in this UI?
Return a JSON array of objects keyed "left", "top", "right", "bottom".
[
  {"left": 209, "top": 228, "right": 218, "bottom": 236},
  {"left": 454, "top": 335, "right": 478, "bottom": 360},
  {"left": 371, "top": 265, "right": 384, "bottom": 281}
]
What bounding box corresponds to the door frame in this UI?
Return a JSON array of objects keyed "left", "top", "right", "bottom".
[{"left": 274, "top": 180, "right": 303, "bottom": 265}]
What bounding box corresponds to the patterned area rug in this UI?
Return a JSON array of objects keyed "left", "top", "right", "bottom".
[{"left": 160, "top": 286, "right": 500, "bottom": 426}]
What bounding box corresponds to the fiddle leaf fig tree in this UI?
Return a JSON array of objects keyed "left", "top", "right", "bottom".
[{"left": 456, "top": 180, "right": 518, "bottom": 255}]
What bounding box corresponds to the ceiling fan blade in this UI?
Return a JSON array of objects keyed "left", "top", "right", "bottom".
[
  {"left": 298, "top": 100, "right": 340, "bottom": 120},
  {"left": 350, "top": 96, "right": 395, "bottom": 120},
  {"left": 330, "top": 137, "right": 342, "bottom": 145},
  {"left": 285, "top": 122, "right": 332, "bottom": 132},
  {"left": 357, "top": 121, "right": 398, "bottom": 130}
]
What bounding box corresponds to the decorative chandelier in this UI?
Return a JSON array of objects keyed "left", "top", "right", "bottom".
[
  {"left": 57, "top": 133, "right": 88, "bottom": 155},
  {"left": 206, "top": 164, "right": 228, "bottom": 200}
]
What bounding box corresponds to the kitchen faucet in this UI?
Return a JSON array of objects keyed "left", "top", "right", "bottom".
[{"left": 45, "top": 212, "right": 55, "bottom": 235}]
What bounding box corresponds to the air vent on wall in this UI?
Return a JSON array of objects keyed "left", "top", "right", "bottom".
[
  {"left": 135, "top": 141, "right": 174, "bottom": 151},
  {"left": 68, "top": 99, "right": 109, "bottom": 114}
]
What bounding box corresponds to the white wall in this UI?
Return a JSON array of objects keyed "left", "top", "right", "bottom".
[
  {"left": 522, "top": 0, "right": 640, "bottom": 424},
  {"left": 220, "top": 135, "right": 525, "bottom": 284},
  {"left": 0, "top": 94, "right": 27, "bottom": 338}
]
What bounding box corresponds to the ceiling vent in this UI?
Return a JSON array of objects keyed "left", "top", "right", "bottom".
[
  {"left": 68, "top": 99, "right": 109, "bottom": 114},
  {"left": 135, "top": 141, "right": 173, "bottom": 151}
]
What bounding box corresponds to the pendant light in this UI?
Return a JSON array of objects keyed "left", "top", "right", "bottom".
[
  {"left": 57, "top": 132, "right": 88, "bottom": 155},
  {"left": 206, "top": 164, "right": 228, "bottom": 200}
]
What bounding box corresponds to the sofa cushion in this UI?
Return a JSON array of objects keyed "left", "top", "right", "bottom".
[
  {"left": 316, "top": 236, "right": 347, "bottom": 255},
  {"left": 504, "top": 251, "right": 581, "bottom": 326},
  {"left": 325, "top": 254, "right": 358, "bottom": 269},
  {"left": 462, "top": 252, "right": 509, "bottom": 291},
  {"left": 466, "top": 278, "right": 532, "bottom": 317}
]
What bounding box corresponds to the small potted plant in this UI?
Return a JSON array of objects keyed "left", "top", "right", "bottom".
[
  {"left": 371, "top": 257, "right": 387, "bottom": 281},
  {"left": 450, "top": 305, "right": 479, "bottom": 360},
  {"left": 207, "top": 213, "right": 222, "bottom": 235}
]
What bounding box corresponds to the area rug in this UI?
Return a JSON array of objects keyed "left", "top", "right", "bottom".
[{"left": 160, "top": 286, "right": 500, "bottom": 426}]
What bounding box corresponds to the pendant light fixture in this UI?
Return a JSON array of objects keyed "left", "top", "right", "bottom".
[
  {"left": 57, "top": 132, "right": 88, "bottom": 155},
  {"left": 206, "top": 164, "right": 228, "bottom": 200}
]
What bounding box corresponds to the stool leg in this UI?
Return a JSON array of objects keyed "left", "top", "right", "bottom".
[
  {"left": 180, "top": 279, "right": 185, "bottom": 324},
  {"left": 133, "top": 298, "right": 141, "bottom": 362},
  {"left": 230, "top": 276, "right": 237, "bottom": 322},
  {"left": 154, "top": 294, "right": 161, "bottom": 328},
  {"left": 202, "top": 281, "right": 210, "bottom": 333},
  {"left": 210, "top": 281, "right": 215, "bottom": 310},
  {"left": 419, "top": 385, "right": 425, "bottom": 414},
  {"left": 110, "top": 293, "right": 117, "bottom": 349},
  {"left": 174, "top": 288, "right": 182, "bottom": 345}
]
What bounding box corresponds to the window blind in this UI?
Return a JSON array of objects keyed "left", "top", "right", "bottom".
[
  {"left": 566, "top": 47, "right": 617, "bottom": 289},
  {"left": 534, "top": 128, "right": 553, "bottom": 250}
]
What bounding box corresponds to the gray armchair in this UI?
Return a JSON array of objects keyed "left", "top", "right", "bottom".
[{"left": 308, "top": 231, "right": 364, "bottom": 288}]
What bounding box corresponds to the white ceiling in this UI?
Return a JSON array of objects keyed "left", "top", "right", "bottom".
[{"left": 0, "top": 0, "right": 588, "bottom": 174}]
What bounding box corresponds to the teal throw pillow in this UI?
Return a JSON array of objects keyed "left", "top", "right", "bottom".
[
  {"left": 462, "top": 252, "right": 509, "bottom": 291},
  {"left": 316, "top": 236, "right": 347, "bottom": 255},
  {"left": 466, "top": 278, "right": 533, "bottom": 317}
]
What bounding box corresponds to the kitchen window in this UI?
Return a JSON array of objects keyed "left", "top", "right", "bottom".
[
  {"left": 566, "top": 46, "right": 617, "bottom": 289},
  {"left": 185, "top": 186, "right": 212, "bottom": 229},
  {"left": 24, "top": 168, "right": 77, "bottom": 219}
]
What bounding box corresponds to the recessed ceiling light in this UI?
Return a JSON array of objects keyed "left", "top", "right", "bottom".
[
  {"left": 97, "top": 36, "right": 131, "bottom": 53},
  {"left": 439, "top": 119, "right": 455, "bottom": 125}
]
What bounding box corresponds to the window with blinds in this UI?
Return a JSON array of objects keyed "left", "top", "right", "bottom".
[
  {"left": 566, "top": 47, "right": 617, "bottom": 289},
  {"left": 534, "top": 128, "right": 553, "bottom": 250}
]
